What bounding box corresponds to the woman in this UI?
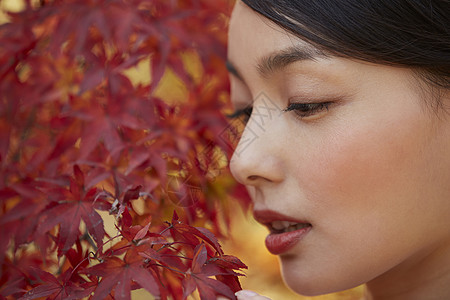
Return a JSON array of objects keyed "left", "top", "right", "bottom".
[{"left": 226, "top": 0, "right": 450, "bottom": 299}]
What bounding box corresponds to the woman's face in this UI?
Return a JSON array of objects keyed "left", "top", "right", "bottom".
[{"left": 228, "top": 1, "right": 450, "bottom": 296}]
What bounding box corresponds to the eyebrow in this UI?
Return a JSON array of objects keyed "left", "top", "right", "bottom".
[
  {"left": 257, "top": 45, "right": 327, "bottom": 77},
  {"left": 226, "top": 45, "right": 327, "bottom": 81}
]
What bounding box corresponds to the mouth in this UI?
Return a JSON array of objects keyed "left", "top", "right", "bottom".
[
  {"left": 269, "top": 221, "right": 312, "bottom": 234},
  {"left": 254, "top": 209, "right": 312, "bottom": 255},
  {"left": 253, "top": 209, "right": 312, "bottom": 230}
]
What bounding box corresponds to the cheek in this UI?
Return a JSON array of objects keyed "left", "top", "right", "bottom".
[
  {"left": 296, "top": 105, "right": 437, "bottom": 234},
  {"left": 301, "top": 122, "right": 411, "bottom": 205}
]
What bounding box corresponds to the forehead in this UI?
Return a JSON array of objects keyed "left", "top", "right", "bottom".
[{"left": 228, "top": 2, "right": 312, "bottom": 72}]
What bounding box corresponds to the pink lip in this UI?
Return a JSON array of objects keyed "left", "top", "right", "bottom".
[
  {"left": 253, "top": 209, "right": 312, "bottom": 255},
  {"left": 265, "top": 227, "right": 311, "bottom": 255}
]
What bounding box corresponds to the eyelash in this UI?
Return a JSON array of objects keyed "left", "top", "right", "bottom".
[
  {"left": 283, "top": 102, "right": 332, "bottom": 118},
  {"left": 227, "top": 102, "right": 332, "bottom": 123}
]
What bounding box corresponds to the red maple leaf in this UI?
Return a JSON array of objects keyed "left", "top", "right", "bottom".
[
  {"left": 37, "top": 166, "right": 108, "bottom": 256},
  {"left": 182, "top": 243, "right": 236, "bottom": 300},
  {"left": 18, "top": 268, "right": 94, "bottom": 300},
  {"left": 169, "top": 211, "right": 224, "bottom": 255},
  {"left": 88, "top": 254, "right": 160, "bottom": 300},
  {"left": 1, "top": 1, "right": 248, "bottom": 299},
  {"left": 205, "top": 255, "right": 247, "bottom": 294}
]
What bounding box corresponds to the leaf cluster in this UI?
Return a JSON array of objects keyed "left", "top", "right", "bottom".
[{"left": 0, "top": 0, "right": 250, "bottom": 299}]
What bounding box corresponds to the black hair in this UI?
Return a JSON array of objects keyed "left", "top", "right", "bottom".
[{"left": 240, "top": 0, "right": 450, "bottom": 90}]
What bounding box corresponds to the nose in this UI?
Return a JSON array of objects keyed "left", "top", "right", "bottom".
[{"left": 229, "top": 102, "right": 285, "bottom": 186}]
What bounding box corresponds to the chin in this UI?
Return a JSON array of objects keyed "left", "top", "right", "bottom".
[
  {"left": 279, "top": 259, "right": 362, "bottom": 297},
  {"left": 283, "top": 276, "right": 336, "bottom": 297}
]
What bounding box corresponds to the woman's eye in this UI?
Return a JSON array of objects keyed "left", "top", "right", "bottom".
[
  {"left": 283, "top": 102, "right": 332, "bottom": 119},
  {"left": 226, "top": 101, "right": 331, "bottom": 123},
  {"left": 227, "top": 106, "right": 253, "bottom": 124}
]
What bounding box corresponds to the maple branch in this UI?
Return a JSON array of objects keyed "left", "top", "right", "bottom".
[
  {"left": 82, "top": 231, "right": 98, "bottom": 251},
  {"left": 151, "top": 263, "right": 186, "bottom": 276},
  {"left": 89, "top": 234, "right": 122, "bottom": 261},
  {"left": 100, "top": 234, "right": 122, "bottom": 247},
  {"left": 160, "top": 254, "right": 193, "bottom": 261},
  {"left": 68, "top": 256, "right": 91, "bottom": 281},
  {"left": 158, "top": 241, "right": 194, "bottom": 251},
  {"left": 159, "top": 222, "right": 173, "bottom": 236},
  {"left": 107, "top": 244, "right": 132, "bottom": 255}
]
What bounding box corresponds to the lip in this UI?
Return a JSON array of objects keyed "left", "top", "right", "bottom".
[{"left": 253, "top": 209, "right": 312, "bottom": 255}]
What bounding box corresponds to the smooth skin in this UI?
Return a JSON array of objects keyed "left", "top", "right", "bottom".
[{"left": 228, "top": 1, "right": 450, "bottom": 300}]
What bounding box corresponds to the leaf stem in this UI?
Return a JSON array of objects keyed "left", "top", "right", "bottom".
[{"left": 151, "top": 263, "right": 186, "bottom": 276}]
